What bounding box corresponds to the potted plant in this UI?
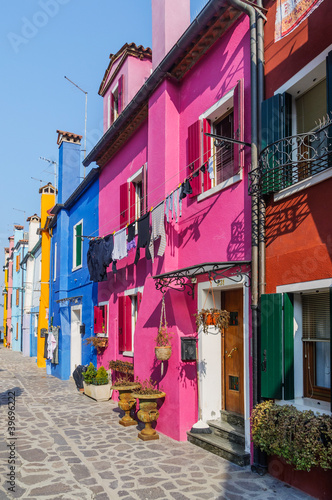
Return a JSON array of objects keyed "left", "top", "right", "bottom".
[
  {"left": 132, "top": 379, "right": 166, "bottom": 441},
  {"left": 111, "top": 374, "right": 141, "bottom": 426},
  {"left": 155, "top": 326, "right": 173, "bottom": 361},
  {"left": 83, "top": 363, "right": 112, "bottom": 402},
  {"left": 109, "top": 359, "right": 134, "bottom": 375},
  {"left": 85, "top": 336, "right": 108, "bottom": 353},
  {"left": 194, "top": 308, "right": 230, "bottom": 334}
]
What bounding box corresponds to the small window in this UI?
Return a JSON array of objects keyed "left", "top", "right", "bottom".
[
  {"left": 302, "top": 291, "right": 331, "bottom": 402},
  {"left": 16, "top": 255, "right": 20, "bottom": 272},
  {"left": 113, "top": 86, "right": 119, "bottom": 122},
  {"left": 94, "top": 304, "right": 108, "bottom": 337},
  {"left": 16, "top": 289, "right": 19, "bottom": 306},
  {"left": 213, "top": 111, "right": 235, "bottom": 185},
  {"left": 120, "top": 164, "right": 147, "bottom": 228},
  {"left": 118, "top": 290, "right": 142, "bottom": 355},
  {"left": 73, "top": 221, "right": 83, "bottom": 270}
]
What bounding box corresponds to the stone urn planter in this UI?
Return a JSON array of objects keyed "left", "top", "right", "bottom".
[
  {"left": 111, "top": 384, "right": 141, "bottom": 426},
  {"left": 132, "top": 391, "right": 166, "bottom": 441},
  {"left": 83, "top": 381, "right": 112, "bottom": 402}
]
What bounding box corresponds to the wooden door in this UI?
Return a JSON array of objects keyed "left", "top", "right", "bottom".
[{"left": 222, "top": 289, "right": 244, "bottom": 415}]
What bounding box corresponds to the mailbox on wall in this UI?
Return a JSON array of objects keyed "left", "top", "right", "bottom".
[{"left": 181, "top": 337, "right": 197, "bottom": 361}]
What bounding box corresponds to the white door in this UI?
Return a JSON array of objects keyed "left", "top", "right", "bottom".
[{"left": 70, "top": 307, "right": 82, "bottom": 376}]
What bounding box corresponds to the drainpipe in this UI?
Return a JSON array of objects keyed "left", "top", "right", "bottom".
[
  {"left": 229, "top": 0, "right": 258, "bottom": 409},
  {"left": 257, "top": 0, "right": 266, "bottom": 299}
]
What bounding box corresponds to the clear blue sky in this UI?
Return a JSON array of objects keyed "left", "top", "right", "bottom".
[{"left": 0, "top": 0, "right": 209, "bottom": 315}]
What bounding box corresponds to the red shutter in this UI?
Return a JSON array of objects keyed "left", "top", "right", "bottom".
[
  {"left": 203, "top": 118, "right": 212, "bottom": 192},
  {"left": 94, "top": 306, "right": 102, "bottom": 334},
  {"left": 120, "top": 182, "right": 129, "bottom": 228},
  {"left": 111, "top": 93, "right": 115, "bottom": 124},
  {"left": 233, "top": 78, "right": 244, "bottom": 174},
  {"left": 141, "top": 163, "right": 147, "bottom": 215},
  {"left": 129, "top": 182, "right": 136, "bottom": 224},
  {"left": 118, "top": 296, "right": 125, "bottom": 352},
  {"left": 124, "top": 295, "right": 132, "bottom": 352},
  {"left": 187, "top": 120, "right": 201, "bottom": 197},
  {"left": 118, "top": 295, "right": 132, "bottom": 352},
  {"left": 118, "top": 75, "right": 124, "bottom": 114}
]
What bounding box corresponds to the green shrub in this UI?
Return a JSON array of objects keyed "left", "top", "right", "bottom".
[
  {"left": 83, "top": 363, "right": 97, "bottom": 385},
  {"left": 251, "top": 400, "right": 332, "bottom": 471},
  {"left": 93, "top": 366, "right": 109, "bottom": 386}
]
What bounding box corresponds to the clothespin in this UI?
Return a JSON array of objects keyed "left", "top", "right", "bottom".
[
  {"left": 112, "top": 230, "right": 116, "bottom": 235},
  {"left": 150, "top": 206, "right": 153, "bottom": 212}
]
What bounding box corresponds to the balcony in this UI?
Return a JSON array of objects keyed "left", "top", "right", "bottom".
[{"left": 249, "top": 120, "right": 332, "bottom": 196}]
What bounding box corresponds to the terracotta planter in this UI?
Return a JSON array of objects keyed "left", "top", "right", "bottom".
[
  {"left": 205, "top": 313, "right": 220, "bottom": 326},
  {"left": 268, "top": 455, "right": 332, "bottom": 500},
  {"left": 111, "top": 384, "right": 141, "bottom": 426},
  {"left": 83, "top": 381, "right": 112, "bottom": 402},
  {"left": 155, "top": 346, "right": 172, "bottom": 361},
  {"left": 132, "top": 392, "right": 166, "bottom": 441}
]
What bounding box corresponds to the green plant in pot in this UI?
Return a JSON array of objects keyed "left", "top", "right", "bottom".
[
  {"left": 132, "top": 379, "right": 166, "bottom": 441},
  {"left": 82, "top": 363, "right": 112, "bottom": 402},
  {"left": 111, "top": 374, "right": 142, "bottom": 427}
]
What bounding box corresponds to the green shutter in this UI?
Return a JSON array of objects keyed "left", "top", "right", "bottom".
[
  {"left": 260, "top": 293, "right": 283, "bottom": 399},
  {"left": 261, "top": 93, "right": 292, "bottom": 194},
  {"left": 75, "top": 223, "right": 82, "bottom": 267},
  {"left": 283, "top": 293, "right": 294, "bottom": 400}
]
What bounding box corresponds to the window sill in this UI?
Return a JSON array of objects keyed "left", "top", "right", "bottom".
[
  {"left": 122, "top": 351, "right": 133, "bottom": 357},
  {"left": 197, "top": 173, "right": 242, "bottom": 202},
  {"left": 274, "top": 167, "right": 332, "bottom": 202},
  {"left": 72, "top": 265, "right": 82, "bottom": 272},
  {"left": 276, "top": 398, "right": 331, "bottom": 416}
]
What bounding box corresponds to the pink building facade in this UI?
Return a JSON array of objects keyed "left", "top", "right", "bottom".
[
  {"left": 6, "top": 236, "right": 14, "bottom": 348},
  {"left": 85, "top": 1, "right": 252, "bottom": 457}
]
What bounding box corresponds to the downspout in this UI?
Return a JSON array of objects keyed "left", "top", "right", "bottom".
[
  {"left": 229, "top": 0, "right": 259, "bottom": 411},
  {"left": 257, "top": 0, "right": 266, "bottom": 299}
]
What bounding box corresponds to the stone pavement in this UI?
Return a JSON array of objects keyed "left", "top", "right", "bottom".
[{"left": 0, "top": 347, "right": 313, "bottom": 500}]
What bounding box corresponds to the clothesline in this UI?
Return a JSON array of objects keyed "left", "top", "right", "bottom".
[{"left": 80, "top": 145, "right": 222, "bottom": 241}]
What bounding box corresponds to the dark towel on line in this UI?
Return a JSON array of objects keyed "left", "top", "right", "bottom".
[{"left": 134, "top": 212, "right": 152, "bottom": 265}]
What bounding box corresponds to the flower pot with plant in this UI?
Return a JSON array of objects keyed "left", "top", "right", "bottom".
[
  {"left": 111, "top": 374, "right": 141, "bottom": 426},
  {"left": 83, "top": 363, "right": 112, "bottom": 401},
  {"left": 194, "top": 281, "right": 230, "bottom": 335},
  {"left": 155, "top": 294, "right": 173, "bottom": 361},
  {"left": 132, "top": 379, "right": 166, "bottom": 441},
  {"left": 85, "top": 336, "right": 108, "bottom": 353}
]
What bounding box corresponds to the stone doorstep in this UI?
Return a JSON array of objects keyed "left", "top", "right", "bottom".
[
  {"left": 207, "top": 419, "right": 245, "bottom": 447},
  {"left": 220, "top": 410, "right": 245, "bottom": 428},
  {"left": 187, "top": 431, "right": 250, "bottom": 467}
]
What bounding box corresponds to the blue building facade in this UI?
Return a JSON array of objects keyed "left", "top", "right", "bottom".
[{"left": 49, "top": 131, "right": 98, "bottom": 380}]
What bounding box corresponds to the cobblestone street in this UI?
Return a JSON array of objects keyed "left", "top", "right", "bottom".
[{"left": 0, "top": 348, "right": 312, "bottom": 500}]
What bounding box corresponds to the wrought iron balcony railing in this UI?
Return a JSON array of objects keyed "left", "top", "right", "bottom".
[{"left": 249, "top": 120, "right": 332, "bottom": 196}]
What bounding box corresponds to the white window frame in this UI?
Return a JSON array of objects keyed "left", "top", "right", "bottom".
[
  {"left": 97, "top": 301, "right": 109, "bottom": 338},
  {"left": 276, "top": 278, "right": 332, "bottom": 416},
  {"left": 123, "top": 286, "right": 143, "bottom": 356},
  {"left": 112, "top": 83, "right": 119, "bottom": 122},
  {"left": 107, "top": 94, "right": 111, "bottom": 129},
  {"left": 128, "top": 166, "right": 144, "bottom": 223},
  {"left": 72, "top": 219, "right": 83, "bottom": 272},
  {"left": 274, "top": 44, "right": 332, "bottom": 201},
  {"left": 198, "top": 86, "right": 242, "bottom": 202}
]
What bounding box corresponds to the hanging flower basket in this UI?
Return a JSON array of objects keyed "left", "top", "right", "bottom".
[
  {"left": 155, "top": 345, "right": 172, "bottom": 361},
  {"left": 84, "top": 336, "right": 108, "bottom": 353},
  {"left": 194, "top": 281, "right": 229, "bottom": 335},
  {"left": 155, "top": 294, "right": 173, "bottom": 361}
]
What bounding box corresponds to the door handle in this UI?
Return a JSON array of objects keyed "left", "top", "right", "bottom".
[{"left": 227, "top": 347, "right": 238, "bottom": 358}]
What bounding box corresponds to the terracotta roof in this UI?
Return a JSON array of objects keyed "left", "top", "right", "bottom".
[
  {"left": 26, "top": 214, "right": 40, "bottom": 222},
  {"left": 56, "top": 130, "right": 82, "bottom": 145},
  {"left": 99, "top": 43, "right": 152, "bottom": 96},
  {"left": 4, "top": 247, "right": 9, "bottom": 252},
  {"left": 14, "top": 225, "right": 24, "bottom": 230},
  {"left": 19, "top": 239, "right": 28, "bottom": 244}
]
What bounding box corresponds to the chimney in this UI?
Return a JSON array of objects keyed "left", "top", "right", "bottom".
[
  {"left": 56, "top": 130, "right": 82, "bottom": 204},
  {"left": 26, "top": 214, "right": 41, "bottom": 251},
  {"left": 152, "top": 0, "right": 190, "bottom": 71}
]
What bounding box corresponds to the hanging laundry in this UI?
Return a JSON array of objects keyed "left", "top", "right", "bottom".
[
  {"left": 127, "top": 222, "right": 136, "bottom": 252},
  {"left": 200, "top": 163, "right": 206, "bottom": 173},
  {"left": 112, "top": 227, "right": 127, "bottom": 261},
  {"left": 103, "top": 234, "right": 114, "bottom": 266},
  {"left": 208, "top": 156, "right": 214, "bottom": 180},
  {"left": 51, "top": 326, "right": 59, "bottom": 365},
  {"left": 179, "top": 178, "right": 192, "bottom": 200},
  {"left": 165, "top": 192, "right": 174, "bottom": 223},
  {"left": 149, "top": 202, "right": 166, "bottom": 262},
  {"left": 134, "top": 212, "right": 152, "bottom": 265},
  {"left": 173, "top": 188, "right": 179, "bottom": 222},
  {"left": 192, "top": 170, "right": 199, "bottom": 178},
  {"left": 44, "top": 332, "right": 49, "bottom": 358},
  {"left": 87, "top": 238, "right": 108, "bottom": 282}
]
